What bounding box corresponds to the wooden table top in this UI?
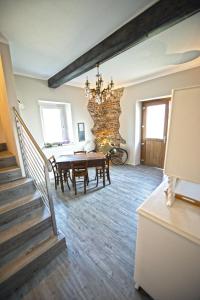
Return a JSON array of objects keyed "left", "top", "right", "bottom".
[
  {"left": 56, "top": 152, "right": 106, "bottom": 164},
  {"left": 56, "top": 153, "right": 107, "bottom": 192}
]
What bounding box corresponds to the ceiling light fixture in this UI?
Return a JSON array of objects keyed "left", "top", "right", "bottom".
[{"left": 84, "top": 63, "right": 114, "bottom": 104}]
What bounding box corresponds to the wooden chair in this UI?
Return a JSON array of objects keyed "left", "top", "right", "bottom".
[
  {"left": 48, "top": 156, "right": 71, "bottom": 190},
  {"left": 96, "top": 155, "right": 111, "bottom": 187},
  {"left": 74, "top": 151, "right": 90, "bottom": 183},
  {"left": 74, "top": 151, "right": 86, "bottom": 155},
  {"left": 72, "top": 161, "right": 89, "bottom": 195}
]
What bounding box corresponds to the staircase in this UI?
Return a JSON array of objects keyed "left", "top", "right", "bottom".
[{"left": 0, "top": 143, "right": 66, "bottom": 299}]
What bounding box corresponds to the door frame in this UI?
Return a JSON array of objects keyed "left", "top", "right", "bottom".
[{"left": 140, "top": 97, "right": 171, "bottom": 167}]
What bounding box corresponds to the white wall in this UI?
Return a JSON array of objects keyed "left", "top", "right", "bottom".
[
  {"left": 14, "top": 75, "right": 93, "bottom": 152},
  {"left": 14, "top": 67, "right": 200, "bottom": 164},
  {"left": 120, "top": 66, "right": 200, "bottom": 165}
]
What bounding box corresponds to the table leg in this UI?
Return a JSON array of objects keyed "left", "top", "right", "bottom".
[{"left": 60, "top": 170, "right": 64, "bottom": 193}]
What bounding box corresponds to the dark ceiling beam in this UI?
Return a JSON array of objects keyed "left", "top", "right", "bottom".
[{"left": 48, "top": 0, "right": 200, "bottom": 88}]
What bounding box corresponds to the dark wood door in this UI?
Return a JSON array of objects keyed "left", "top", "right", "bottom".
[{"left": 141, "top": 98, "right": 170, "bottom": 168}]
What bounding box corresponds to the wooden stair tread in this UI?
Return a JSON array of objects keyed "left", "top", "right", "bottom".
[
  {"left": 0, "top": 231, "right": 55, "bottom": 270},
  {"left": 0, "top": 178, "right": 32, "bottom": 191},
  {"left": 0, "top": 206, "right": 50, "bottom": 245},
  {"left": 0, "top": 233, "right": 65, "bottom": 283},
  {"left": 0, "top": 191, "right": 41, "bottom": 213},
  {"left": 0, "top": 143, "right": 66, "bottom": 296},
  {"left": 0, "top": 227, "right": 53, "bottom": 269},
  {"left": 0, "top": 151, "right": 14, "bottom": 159},
  {"left": 0, "top": 166, "right": 20, "bottom": 173}
]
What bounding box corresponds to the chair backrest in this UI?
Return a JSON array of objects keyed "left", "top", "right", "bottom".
[
  {"left": 72, "top": 160, "right": 88, "bottom": 173},
  {"left": 74, "top": 151, "right": 86, "bottom": 155},
  {"left": 48, "top": 155, "right": 57, "bottom": 176},
  {"left": 98, "top": 158, "right": 107, "bottom": 168}
]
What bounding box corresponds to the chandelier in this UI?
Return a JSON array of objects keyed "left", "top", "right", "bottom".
[{"left": 85, "top": 63, "right": 114, "bottom": 104}]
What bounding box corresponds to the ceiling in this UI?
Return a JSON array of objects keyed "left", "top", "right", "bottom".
[
  {"left": 70, "top": 12, "right": 200, "bottom": 88},
  {"left": 0, "top": 0, "right": 200, "bottom": 88}
]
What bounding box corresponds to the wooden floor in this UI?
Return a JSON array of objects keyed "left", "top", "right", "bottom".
[{"left": 8, "top": 165, "right": 163, "bottom": 300}]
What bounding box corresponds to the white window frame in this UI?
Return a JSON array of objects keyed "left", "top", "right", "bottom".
[{"left": 39, "top": 100, "right": 73, "bottom": 145}]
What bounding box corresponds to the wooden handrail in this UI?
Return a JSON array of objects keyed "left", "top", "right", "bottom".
[{"left": 13, "top": 107, "right": 52, "bottom": 172}]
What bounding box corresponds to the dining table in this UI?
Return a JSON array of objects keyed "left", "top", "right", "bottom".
[{"left": 56, "top": 152, "right": 107, "bottom": 192}]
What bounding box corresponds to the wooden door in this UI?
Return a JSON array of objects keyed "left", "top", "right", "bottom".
[{"left": 141, "top": 98, "right": 170, "bottom": 168}]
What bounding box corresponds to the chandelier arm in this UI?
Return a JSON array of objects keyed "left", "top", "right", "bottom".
[{"left": 84, "top": 63, "right": 114, "bottom": 104}]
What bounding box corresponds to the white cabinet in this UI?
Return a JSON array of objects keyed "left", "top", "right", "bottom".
[
  {"left": 164, "top": 85, "right": 200, "bottom": 183},
  {"left": 164, "top": 85, "right": 200, "bottom": 206},
  {"left": 134, "top": 182, "right": 200, "bottom": 300}
]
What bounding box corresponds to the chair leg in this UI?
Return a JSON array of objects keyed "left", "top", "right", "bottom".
[
  {"left": 84, "top": 176, "right": 87, "bottom": 194},
  {"left": 96, "top": 169, "right": 99, "bottom": 187},
  {"left": 66, "top": 176, "right": 71, "bottom": 190},
  {"left": 74, "top": 178, "right": 77, "bottom": 195},
  {"left": 103, "top": 169, "right": 105, "bottom": 187},
  {"left": 107, "top": 169, "right": 111, "bottom": 184},
  {"left": 68, "top": 171, "right": 72, "bottom": 183},
  {"left": 54, "top": 178, "right": 57, "bottom": 190},
  {"left": 72, "top": 173, "right": 75, "bottom": 187},
  {"left": 56, "top": 175, "right": 59, "bottom": 186}
]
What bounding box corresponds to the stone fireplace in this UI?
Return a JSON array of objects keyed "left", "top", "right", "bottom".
[{"left": 87, "top": 88, "right": 126, "bottom": 151}]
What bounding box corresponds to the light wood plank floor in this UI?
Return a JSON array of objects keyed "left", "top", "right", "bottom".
[{"left": 9, "top": 165, "right": 163, "bottom": 300}]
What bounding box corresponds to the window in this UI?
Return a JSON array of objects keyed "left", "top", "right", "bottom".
[
  {"left": 146, "top": 104, "right": 166, "bottom": 139},
  {"left": 39, "top": 101, "right": 73, "bottom": 145}
]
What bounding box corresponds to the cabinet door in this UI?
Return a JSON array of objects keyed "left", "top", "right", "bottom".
[{"left": 164, "top": 86, "right": 200, "bottom": 183}]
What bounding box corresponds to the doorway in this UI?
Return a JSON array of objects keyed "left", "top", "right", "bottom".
[{"left": 140, "top": 98, "right": 170, "bottom": 168}]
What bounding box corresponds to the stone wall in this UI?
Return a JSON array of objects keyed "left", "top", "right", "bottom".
[{"left": 87, "top": 88, "right": 126, "bottom": 151}]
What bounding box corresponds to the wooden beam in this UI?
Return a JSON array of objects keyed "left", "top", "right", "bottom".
[{"left": 48, "top": 0, "right": 200, "bottom": 88}]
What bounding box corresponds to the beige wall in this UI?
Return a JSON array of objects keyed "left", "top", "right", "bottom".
[
  {"left": 14, "top": 75, "right": 93, "bottom": 150},
  {"left": 0, "top": 42, "right": 19, "bottom": 156},
  {"left": 120, "top": 66, "right": 200, "bottom": 165},
  {"left": 0, "top": 114, "right": 5, "bottom": 143}
]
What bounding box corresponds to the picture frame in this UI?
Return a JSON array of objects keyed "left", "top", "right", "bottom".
[{"left": 78, "top": 122, "right": 85, "bottom": 142}]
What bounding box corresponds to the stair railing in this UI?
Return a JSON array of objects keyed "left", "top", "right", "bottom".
[{"left": 13, "top": 107, "right": 58, "bottom": 235}]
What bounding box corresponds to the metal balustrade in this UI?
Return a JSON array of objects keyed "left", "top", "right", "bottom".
[{"left": 13, "top": 107, "right": 57, "bottom": 235}]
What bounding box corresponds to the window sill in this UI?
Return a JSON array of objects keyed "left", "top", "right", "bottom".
[{"left": 43, "top": 143, "right": 74, "bottom": 149}]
